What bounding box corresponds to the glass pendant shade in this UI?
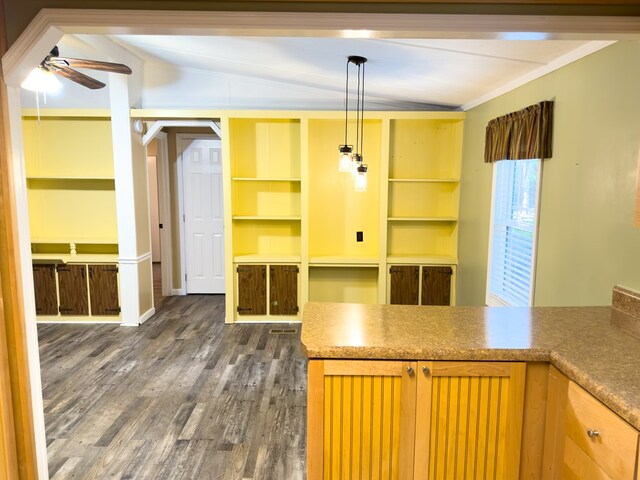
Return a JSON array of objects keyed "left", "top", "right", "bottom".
[
  {"left": 354, "top": 164, "right": 368, "bottom": 192},
  {"left": 338, "top": 145, "right": 353, "bottom": 172},
  {"left": 21, "top": 67, "right": 62, "bottom": 93}
]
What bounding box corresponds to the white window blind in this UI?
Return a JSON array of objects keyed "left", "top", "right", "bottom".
[{"left": 487, "top": 159, "right": 541, "bottom": 307}]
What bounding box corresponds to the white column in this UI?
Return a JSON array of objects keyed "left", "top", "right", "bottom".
[{"left": 109, "top": 74, "right": 154, "bottom": 325}]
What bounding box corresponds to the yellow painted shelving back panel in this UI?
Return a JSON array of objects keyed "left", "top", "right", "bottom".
[
  {"left": 27, "top": 185, "right": 118, "bottom": 242},
  {"left": 308, "top": 119, "right": 381, "bottom": 258},
  {"left": 389, "top": 119, "right": 463, "bottom": 179},
  {"left": 388, "top": 182, "right": 460, "bottom": 218},
  {"left": 232, "top": 180, "right": 301, "bottom": 217},
  {"left": 308, "top": 266, "right": 378, "bottom": 304},
  {"left": 22, "top": 117, "right": 114, "bottom": 178},
  {"left": 229, "top": 118, "right": 301, "bottom": 178},
  {"left": 387, "top": 222, "right": 458, "bottom": 258},
  {"left": 232, "top": 220, "right": 301, "bottom": 257}
]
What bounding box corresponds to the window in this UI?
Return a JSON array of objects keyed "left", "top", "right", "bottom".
[{"left": 487, "top": 159, "right": 542, "bottom": 307}]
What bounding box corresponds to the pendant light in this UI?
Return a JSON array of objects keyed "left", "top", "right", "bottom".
[{"left": 338, "top": 55, "right": 368, "bottom": 191}]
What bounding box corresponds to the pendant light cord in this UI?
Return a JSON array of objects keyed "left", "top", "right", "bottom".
[
  {"left": 355, "top": 62, "right": 361, "bottom": 156},
  {"left": 360, "top": 61, "right": 365, "bottom": 158},
  {"left": 344, "top": 58, "right": 349, "bottom": 146}
]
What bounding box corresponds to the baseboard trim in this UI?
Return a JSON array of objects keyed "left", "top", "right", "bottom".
[
  {"left": 139, "top": 307, "right": 156, "bottom": 325},
  {"left": 37, "top": 319, "right": 121, "bottom": 325}
]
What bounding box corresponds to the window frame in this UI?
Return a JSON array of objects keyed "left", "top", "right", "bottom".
[{"left": 486, "top": 158, "right": 543, "bottom": 307}]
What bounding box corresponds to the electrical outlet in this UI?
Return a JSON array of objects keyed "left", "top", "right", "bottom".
[{"left": 356, "top": 231, "right": 364, "bottom": 242}]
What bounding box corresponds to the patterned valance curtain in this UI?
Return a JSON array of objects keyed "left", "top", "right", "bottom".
[{"left": 484, "top": 101, "right": 554, "bottom": 163}]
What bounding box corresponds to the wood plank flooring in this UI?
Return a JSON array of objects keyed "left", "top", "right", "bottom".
[{"left": 38, "top": 294, "right": 307, "bottom": 479}]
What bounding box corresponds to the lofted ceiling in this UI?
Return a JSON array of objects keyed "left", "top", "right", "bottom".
[{"left": 20, "top": 34, "right": 613, "bottom": 111}]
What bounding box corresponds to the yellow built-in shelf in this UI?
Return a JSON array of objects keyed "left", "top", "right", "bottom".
[
  {"left": 388, "top": 178, "right": 459, "bottom": 183},
  {"left": 31, "top": 237, "right": 118, "bottom": 244},
  {"left": 32, "top": 253, "right": 119, "bottom": 264},
  {"left": 387, "top": 216, "right": 458, "bottom": 222},
  {"left": 232, "top": 177, "right": 301, "bottom": 182},
  {"left": 234, "top": 254, "right": 301, "bottom": 263},
  {"left": 232, "top": 216, "right": 301, "bottom": 221},
  {"left": 309, "top": 256, "right": 379, "bottom": 267},
  {"left": 27, "top": 176, "right": 115, "bottom": 181},
  {"left": 386, "top": 255, "right": 458, "bottom": 265}
]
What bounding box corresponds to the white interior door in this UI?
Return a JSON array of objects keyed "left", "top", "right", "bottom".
[{"left": 181, "top": 137, "right": 225, "bottom": 294}]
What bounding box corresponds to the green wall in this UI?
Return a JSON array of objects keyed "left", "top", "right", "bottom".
[{"left": 458, "top": 41, "right": 640, "bottom": 307}]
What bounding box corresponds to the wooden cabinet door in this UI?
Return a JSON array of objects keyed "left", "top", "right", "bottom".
[
  {"left": 89, "top": 264, "right": 120, "bottom": 316},
  {"left": 415, "top": 361, "right": 526, "bottom": 480},
  {"left": 32, "top": 264, "right": 58, "bottom": 315},
  {"left": 422, "top": 266, "right": 452, "bottom": 306},
  {"left": 57, "top": 264, "right": 88, "bottom": 315},
  {"left": 389, "top": 265, "right": 419, "bottom": 305},
  {"left": 269, "top": 265, "right": 298, "bottom": 315},
  {"left": 237, "top": 265, "right": 266, "bottom": 315},
  {"left": 307, "top": 360, "right": 417, "bottom": 480}
]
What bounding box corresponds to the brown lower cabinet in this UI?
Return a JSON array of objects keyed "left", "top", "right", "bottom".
[
  {"left": 32, "top": 264, "right": 58, "bottom": 315},
  {"left": 237, "top": 265, "right": 267, "bottom": 315},
  {"left": 389, "top": 264, "right": 453, "bottom": 306},
  {"left": 57, "top": 264, "right": 89, "bottom": 315},
  {"left": 89, "top": 265, "right": 120, "bottom": 315},
  {"left": 237, "top": 264, "right": 299, "bottom": 316},
  {"left": 32, "top": 262, "right": 120, "bottom": 317},
  {"left": 270, "top": 265, "right": 299, "bottom": 315}
]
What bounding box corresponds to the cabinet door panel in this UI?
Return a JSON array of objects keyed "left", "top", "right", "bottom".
[
  {"left": 237, "top": 265, "right": 266, "bottom": 315},
  {"left": 57, "top": 264, "right": 88, "bottom": 315},
  {"left": 32, "top": 264, "right": 58, "bottom": 315},
  {"left": 422, "top": 266, "right": 452, "bottom": 306},
  {"left": 269, "top": 265, "right": 298, "bottom": 315},
  {"left": 307, "top": 360, "right": 417, "bottom": 480},
  {"left": 564, "top": 380, "right": 638, "bottom": 480},
  {"left": 416, "top": 361, "right": 526, "bottom": 480},
  {"left": 89, "top": 265, "right": 119, "bottom": 316},
  {"left": 389, "top": 265, "right": 419, "bottom": 305}
]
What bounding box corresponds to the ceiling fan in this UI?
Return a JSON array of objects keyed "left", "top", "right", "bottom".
[{"left": 39, "top": 46, "right": 132, "bottom": 90}]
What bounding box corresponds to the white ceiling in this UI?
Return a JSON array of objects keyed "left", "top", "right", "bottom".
[{"left": 21, "top": 34, "right": 613, "bottom": 111}]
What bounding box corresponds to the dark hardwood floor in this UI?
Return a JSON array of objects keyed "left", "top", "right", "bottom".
[{"left": 38, "top": 294, "right": 307, "bottom": 479}]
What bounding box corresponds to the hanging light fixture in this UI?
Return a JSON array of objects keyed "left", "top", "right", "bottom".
[{"left": 338, "top": 55, "right": 368, "bottom": 191}]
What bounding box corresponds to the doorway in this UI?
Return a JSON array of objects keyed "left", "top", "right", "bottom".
[{"left": 177, "top": 135, "right": 225, "bottom": 294}]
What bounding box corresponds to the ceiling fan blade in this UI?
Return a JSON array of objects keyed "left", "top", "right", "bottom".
[
  {"left": 55, "top": 57, "right": 132, "bottom": 75},
  {"left": 53, "top": 66, "right": 106, "bottom": 89}
]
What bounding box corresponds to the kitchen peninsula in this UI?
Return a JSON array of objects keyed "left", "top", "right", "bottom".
[{"left": 301, "top": 286, "right": 640, "bottom": 480}]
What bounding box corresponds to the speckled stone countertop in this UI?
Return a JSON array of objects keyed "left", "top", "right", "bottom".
[{"left": 301, "top": 288, "right": 640, "bottom": 430}]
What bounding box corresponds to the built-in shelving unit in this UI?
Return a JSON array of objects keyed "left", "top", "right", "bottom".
[
  {"left": 23, "top": 116, "right": 119, "bottom": 257},
  {"left": 227, "top": 118, "right": 303, "bottom": 322},
  {"left": 221, "top": 111, "right": 463, "bottom": 322},
  {"left": 22, "top": 115, "right": 121, "bottom": 322}
]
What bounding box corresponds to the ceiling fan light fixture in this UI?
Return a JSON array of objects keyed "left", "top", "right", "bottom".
[{"left": 21, "top": 66, "right": 62, "bottom": 93}]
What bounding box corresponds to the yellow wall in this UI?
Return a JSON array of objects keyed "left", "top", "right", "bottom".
[
  {"left": 458, "top": 41, "right": 640, "bottom": 306},
  {"left": 138, "top": 256, "right": 153, "bottom": 314}
]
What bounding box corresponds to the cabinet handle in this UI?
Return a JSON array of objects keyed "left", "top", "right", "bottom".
[
  {"left": 406, "top": 366, "right": 414, "bottom": 376},
  {"left": 587, "top": 429, "right": 600, "bottom": 438},
  {"left": 422, "top": 366, "right": 430, "bottom": 375}
]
